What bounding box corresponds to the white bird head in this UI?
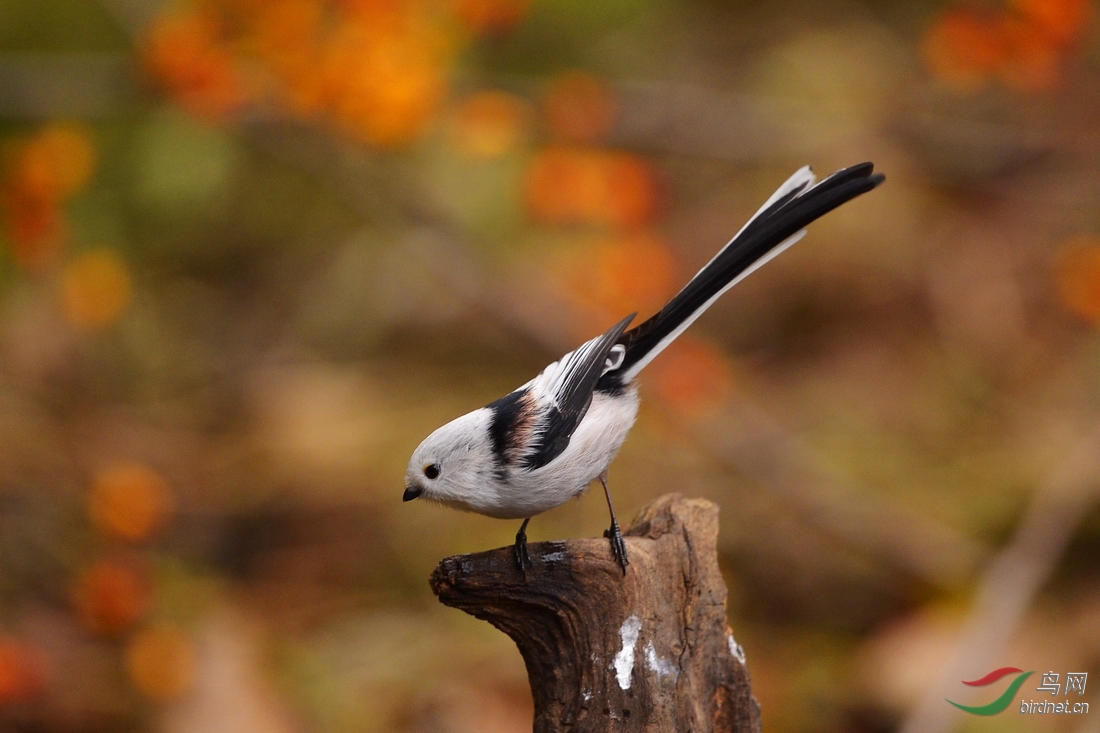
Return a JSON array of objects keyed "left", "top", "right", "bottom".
[{"left": 404, "top": 408, "right": 495, "bottom": 511}]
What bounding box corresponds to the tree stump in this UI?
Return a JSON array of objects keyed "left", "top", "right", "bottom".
[{"left": 429, "top": 494, "right": 760, "bottom": 733}]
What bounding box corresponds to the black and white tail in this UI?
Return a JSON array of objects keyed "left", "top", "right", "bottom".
[{"left": 598, "top": 162, "right": 884, "bottom": 390}]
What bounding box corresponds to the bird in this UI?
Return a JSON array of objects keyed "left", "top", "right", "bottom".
[{"left": 403, "top": 162, "right": 884, "bottom": 573}]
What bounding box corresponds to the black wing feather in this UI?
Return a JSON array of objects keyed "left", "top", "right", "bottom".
[{"left": 521, "top": 313, "right": 635, "bottom": 469}]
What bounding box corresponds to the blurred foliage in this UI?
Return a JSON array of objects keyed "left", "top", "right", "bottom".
[{"left": 0, "top": 0, "right": 1098, "bottom": 731}]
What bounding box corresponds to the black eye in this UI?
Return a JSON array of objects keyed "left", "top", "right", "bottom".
[{"left": 423, "top": 463, "right": 440, "bottom": 480}]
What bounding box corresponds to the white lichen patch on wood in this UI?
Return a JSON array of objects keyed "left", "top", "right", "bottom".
[
  {"left": 613, "top": 615, "right": 643, "bottom": 689},
  {"left": 728, "top": 634, "right": 746, "bottom": 664},
  {"left": 644, "top": 640, "right": 678, "bottom": 680}
]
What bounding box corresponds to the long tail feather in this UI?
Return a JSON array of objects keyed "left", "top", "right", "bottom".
[{"left": 605, "top": 162, "right": 884, "bottom": 386}]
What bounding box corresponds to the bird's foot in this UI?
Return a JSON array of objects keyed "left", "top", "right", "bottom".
[
  {"left": 603, "top": 520, "right": 629, "bottom": 574},
  {"left": 514, "top": 524, "right": 533, "bottom": 573}
]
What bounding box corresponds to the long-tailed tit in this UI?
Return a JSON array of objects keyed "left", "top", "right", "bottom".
[{"left": 404, "top": 162, "right": 884, "bottom": 572}]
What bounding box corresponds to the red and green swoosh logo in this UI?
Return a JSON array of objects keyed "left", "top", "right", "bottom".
[{"left": 946, "top": 667, "right": 1034, "bottom": 715}]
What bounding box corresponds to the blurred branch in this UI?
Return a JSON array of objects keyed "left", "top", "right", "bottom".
[
  {"left": 95, "top": 0, "right": 161, "bottom": 41},
  {"left": 695, "top": 399, "right": 990, "bottom": 588},
  {"left": 899, "top": 422, "right": 1100, "bottom": 733},
  {"left": 462, "top": 73, "right": 814, "bottom": 162},
  {"left": 0, "top": 54, "right": 135, "bottom": 118},
  {"left": 614, "top": 81, "right": 821, "bottom": 162},
  {"left": 248, "top": 122, "right": 467, "bottom": 237}
]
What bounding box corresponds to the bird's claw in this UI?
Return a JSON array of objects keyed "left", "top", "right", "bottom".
[{"left": 604, "top": 521, "right": 629, "bottom": 574}]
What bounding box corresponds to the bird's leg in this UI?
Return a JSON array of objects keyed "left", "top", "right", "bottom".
[
  {"left": 599, "top": 471, "right": 628, "bottom": 574},
  {"left": 514, "top": 517, "right": 532, "bottom": 572}
]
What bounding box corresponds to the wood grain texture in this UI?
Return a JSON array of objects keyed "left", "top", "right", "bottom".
[{"left": 430, "top": 493, "right": 760, "bottom": 733}]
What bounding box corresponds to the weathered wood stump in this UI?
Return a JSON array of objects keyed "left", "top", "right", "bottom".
[{"left": 430, "top": 494, "right": 760, "bottom": 733}]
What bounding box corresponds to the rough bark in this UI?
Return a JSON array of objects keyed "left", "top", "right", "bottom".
[{"left": 429, "top": 493, "right": 760, "bottom": 733}]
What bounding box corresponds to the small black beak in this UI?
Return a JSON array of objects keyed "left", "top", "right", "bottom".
[{"left": 403, "top": 484, "right": 423, "bottom": 502}]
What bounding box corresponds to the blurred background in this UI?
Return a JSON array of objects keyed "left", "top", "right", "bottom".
[{"left": 0, "top": 0, "right": 1098, "bottom": 731}]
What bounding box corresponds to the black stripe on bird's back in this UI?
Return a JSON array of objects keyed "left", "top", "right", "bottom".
[
  {"left": 606, "top": 162, "right": 883, "bottom": 384},
  {"left": 520, "top": 406, "right": 571, "bottom": 469},
  {"left": 486, "top": 388, "right": 533, "bottom": 473}
]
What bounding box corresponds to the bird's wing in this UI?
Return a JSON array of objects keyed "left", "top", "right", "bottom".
[{"left": 521, "top": 313, "right": 635, "bottom": 470}]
